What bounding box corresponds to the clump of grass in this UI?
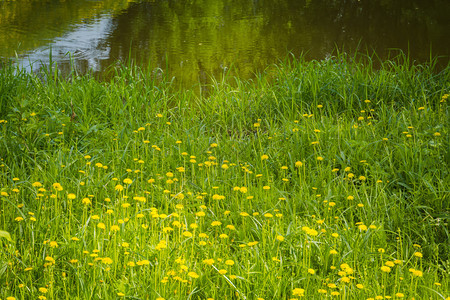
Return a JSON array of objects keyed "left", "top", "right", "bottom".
[{"left": 0, "top": 52, "right": 448, "bottom": 299}]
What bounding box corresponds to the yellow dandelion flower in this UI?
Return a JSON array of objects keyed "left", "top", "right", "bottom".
[
  {"left": 385, "top": 261, "right": 395, "bottom": 267},
  {"left": 380, "top": 266, "right": 391, "bottom": 273},
  {"left": 292, "top": 288, "right": 305, "bottom": 296},
  {"left": 225, "top": 260, "right": 235, "bottom": 266},
  {"left": 188, "top": 271, "right": 199, "bottom": 278},
  {"left": 203, "top": 258, "right": 215, "bottom": 265}
]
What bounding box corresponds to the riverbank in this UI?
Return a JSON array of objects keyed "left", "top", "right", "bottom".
[{"left": 1, "top": 53, "right": 449, "bottom": 299}]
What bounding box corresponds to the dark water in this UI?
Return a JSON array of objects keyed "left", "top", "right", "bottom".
[{"left": 1, "top": 0, "right": 449, "bottom": 85}]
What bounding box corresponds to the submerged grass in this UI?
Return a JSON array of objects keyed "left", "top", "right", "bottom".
[{"left": 0, "top": 53, "right": 449, "bottom": 299}]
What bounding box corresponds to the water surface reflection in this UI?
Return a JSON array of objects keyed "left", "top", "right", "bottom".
[{"left": 1, "top": 0, "right": 448, "bottom": 86}]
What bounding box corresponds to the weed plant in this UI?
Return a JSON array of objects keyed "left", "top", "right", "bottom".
[{"left": 0, "top": 53, "right": 449, "bottom": 299}]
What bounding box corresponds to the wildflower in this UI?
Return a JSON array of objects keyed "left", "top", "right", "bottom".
[
  {"left": 203, "top": 259, "right": 215, "bottom": 265},
  {"left": 226, "top": 224, "right": 236, "bottom": 230},
  {"left": 413, "top": 252, "right": 423, "bottom": 258},
  {"left": 102, "top": 257, "right": 113, "bottom": 264},
  {"left": 295, "top": 161, "right": 303, "bottom": 167},
  {"left": 356, "top": 284, "right": 364, "bottom": 289},
  {"left": 225, "top": 260, "right": 234, "bottom": 266},
  {"left": 395, "top": 293, "right": 404, "bottom": 298},
  {"left": 39, "top": 287, "right": 48, "bottom": 293},
  {"left": 385, "top": 261, "right": 395, "bottom": 267},
  {"left": 82, "top": 198, "right": 91, "bottom": 205},
  {"left": 330, "top": 249, "right": 338, "bottom": 255},
  {"left": 276, "top": 235, "right": 285, "bottom": 242},
  {"left": 49, "top": 241, "right": 58, "bottom": 248},
  {"left": 52, "top": 183, "right": 63, "bottom": 191},
  {"left": 115, "top": 184, "right": 124, "bottom": 191},
  {"left": 15, "top": 217, "right": 24, "bottom": 222},
  {"left": 316, "top": 156, "right": 324, "bottom": 161},
  {"left": 318, "top": 289, "right": 327, "bottom": 294},
  {"left": 307, "top": 268, "right": 315, "bottom": 275},
  {"left": 380, "top": 266, "right": 391, "bottom": 273},
  {"left": 263, "top": 186, "right": 270, "bottom": 190},
  {"left": 188, "top": 272, "right": 199, "bottom": 278},
  {"left": 97, "top": 223, "right": 106, "bottom": 229},
  {"left": 292, "top": 288, "right": 305, "bottom": 296},
  {"left": 117, "top": 293, "right": 125, "bottom": 297},
  {"left": 341, "top": 276, "right": 350, "bottom": 283},
  {"left": 45, "top": 256, "right": 55, "bottom": 263},
  {"left": 261, "top": 155, "right": 269, "bottom": 160},
  {"left": 434, "top": 132, "right": 441, "bottom": 136},
  {"left": 110, "top": 225, "right": 120, "bottom": 232}
]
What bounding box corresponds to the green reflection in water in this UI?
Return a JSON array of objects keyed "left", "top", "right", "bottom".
[
  {"left": 0, "top": 0, "right": 133, "bottom": 57},
  {"left": 1, "top": 0, "right": 449, "bottom": 87}
]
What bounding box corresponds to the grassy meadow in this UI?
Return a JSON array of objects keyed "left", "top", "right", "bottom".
[{"left": 0, "top": 53, "right": 449, "bottom": 299}]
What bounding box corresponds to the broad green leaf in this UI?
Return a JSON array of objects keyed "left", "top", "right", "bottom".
[{"left": 0, "top": 230, "right": 12, "bottom": 242}]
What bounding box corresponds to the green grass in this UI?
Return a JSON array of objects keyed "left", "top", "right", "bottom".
[{"left": 0, "top": 52, "right": 449, "bottom": 300}]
